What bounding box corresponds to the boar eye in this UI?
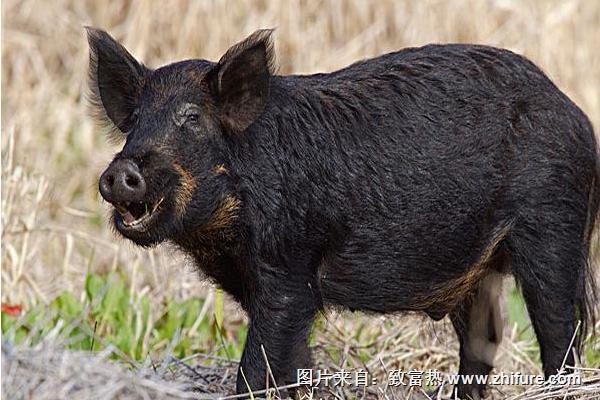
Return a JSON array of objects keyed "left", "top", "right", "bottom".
[
  {"left": 185, "top": 113, "right": 200, "bottom": 125},
  {"left": 177, "top": 103, "right": 202, "bottom": 127}
]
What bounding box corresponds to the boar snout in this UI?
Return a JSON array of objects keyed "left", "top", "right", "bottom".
[{"left": 99, "top": 159, "right": 146, "bottom": 204}]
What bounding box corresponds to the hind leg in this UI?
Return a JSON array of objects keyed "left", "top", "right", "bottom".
[
  {"left": 450, "top": 272, "right": 504, "bottom": 399},
  {"left": 509, "top": 229, "right": 587, "bottom": 377}
]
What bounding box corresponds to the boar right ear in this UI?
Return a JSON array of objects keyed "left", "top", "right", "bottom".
[
  {"left": 205, "top": 29, "right": 276, "bottom": 135},
  {"left": 86, "top": 27, "right": 149, "bottom": 135}
]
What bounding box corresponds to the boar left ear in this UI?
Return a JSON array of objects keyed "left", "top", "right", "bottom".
[{"left": 205, "top": 29, "right": 276, "bottom": 134}]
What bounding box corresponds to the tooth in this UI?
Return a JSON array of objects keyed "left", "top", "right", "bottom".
[{"left": 151, "top": 197, "right": 164, "bottom": 213}]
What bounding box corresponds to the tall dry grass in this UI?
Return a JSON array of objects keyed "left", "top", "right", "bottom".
[{"left": 2, "top": 1, "right": 600, "bottom": 398}]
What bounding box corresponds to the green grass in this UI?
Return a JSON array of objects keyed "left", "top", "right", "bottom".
[
  {"left": 3, "top": 274, "right": 597, "bottom": 371},
  {"left": 506, "top": 286, "right": 536, "bottom": 342},
  {"left": 1, "top": 271, "right": 247, "bottom": 362}
]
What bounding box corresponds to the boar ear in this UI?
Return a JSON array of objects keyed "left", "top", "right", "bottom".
[
  {"left": 86, "top": 27, "right": 149, "bottom": 136},
  {"left": 205, "top": 29, "right": 276, "bottom": 134}
]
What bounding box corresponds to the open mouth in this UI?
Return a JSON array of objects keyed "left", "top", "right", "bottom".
[{"left": 114, "top": 197, "right": 164, "bottom": 230}]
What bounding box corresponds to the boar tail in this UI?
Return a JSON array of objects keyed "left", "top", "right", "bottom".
[{"left": 578, "top": 120, "right": 599, "bottom": 353}]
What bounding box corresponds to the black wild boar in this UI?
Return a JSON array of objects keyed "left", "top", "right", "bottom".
[{"left": 88, "top": 28, "right": 599, "bottom": 399}]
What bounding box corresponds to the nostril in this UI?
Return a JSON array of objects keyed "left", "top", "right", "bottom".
[
  {"left": 125, "top": 174, "right": 140, "bottom": 188},
  {"left": 99, "top": 170, "right": 115, "bottom": 202}
]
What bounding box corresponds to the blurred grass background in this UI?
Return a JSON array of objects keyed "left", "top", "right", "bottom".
[{"left": 2, "top": 0, "right": 600, "bottom": 398}]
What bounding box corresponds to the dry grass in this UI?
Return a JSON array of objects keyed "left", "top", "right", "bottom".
[
  {"left": 3, "top": 317, "right": 600, "bottom": 400},
  {"left": 1, "top": 341, "right": 237, "bottom": 399},
  {"left": 2, "top": 0, "right": 600, "bottom": 399}
]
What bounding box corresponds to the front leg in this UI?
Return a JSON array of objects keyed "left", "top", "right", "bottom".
[{"left": 236, "top": 280, "right": 318, "bottom": 395}]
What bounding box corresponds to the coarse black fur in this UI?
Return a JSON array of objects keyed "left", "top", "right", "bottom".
[{"left": 87, "top": 27, "right": 599, "bottom": 399}]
